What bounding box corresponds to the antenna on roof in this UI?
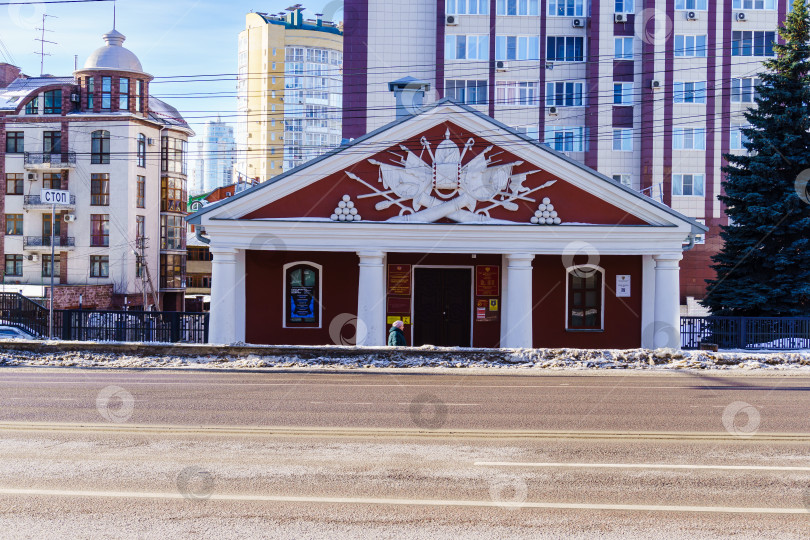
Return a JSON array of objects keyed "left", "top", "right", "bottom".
[{"left": 34, "top": 13, "right": 57, "bottom": 76}]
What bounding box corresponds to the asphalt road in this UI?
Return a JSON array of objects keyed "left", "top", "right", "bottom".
[{"left": 0, "top": 368, "right": 809, "bottom": 538}]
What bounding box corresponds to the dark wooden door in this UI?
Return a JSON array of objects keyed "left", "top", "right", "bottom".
[{"left": 413, "top": 268, "right": 472, "bottom": 347}]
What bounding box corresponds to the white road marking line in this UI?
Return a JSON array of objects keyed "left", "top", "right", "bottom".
[
  {"left": 0, "top": 381, "right": 773, "bottom": 390},
  {"left": 474, "top": 462, "right": 810, "bottom": 472},
  {"left": 0, "top": 488, "right": 804, "bottom": 514}
]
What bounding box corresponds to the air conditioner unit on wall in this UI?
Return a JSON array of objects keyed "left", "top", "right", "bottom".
[
  {"left": 446, "top": 15, "right": 457, "bottom": 26},
  {"left": 147, "top": 138, "right": 155, "bottom": 145},
  {"left": 686, "top": 11, "right": 698, "bottom": 20},
  {"left": 614, "top": 13, "right": 627, "bottom": 23},
  {"left": 27, "top": 173, "right": 36, "bottom": 181},
  {"left": 63, "top": 214, "right": 77, "bottom": 223},
  {"left": 496, "top": 60, "right": 508, "bottom": 71},
  {"left": 27, "top": 254, "right": 39, "bottom": 262},
  {"left": 736, "top": 12, "right": 747, "bottom": 21},
  {"left": 572, "top": 18, "right": 584, "bottom": 28},
  {"left": 650, "top": 80, "right": 661, "bottom": 89},
  {"left": 548, "top": 106, "right": 558, "bottom": 116}
]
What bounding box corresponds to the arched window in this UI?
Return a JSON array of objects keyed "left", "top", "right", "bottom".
[
  {"left": 91, "top": 130, "right": 110, "bottom": 164},
  {"left": 137, "top": 134, "right": 146, "bottom": 167},
  {"left": 284, "top": 262, "right": 321, "bottom": 327},
  {"left": 566, "top": 265, "right": 604, "bottom": 330}
]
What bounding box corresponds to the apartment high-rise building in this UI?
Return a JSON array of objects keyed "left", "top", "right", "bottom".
[
  {"left": 0, "top": 29, "right": 193, "bottom": 311},
  {"left": 191, "top": 118, "right": 236, "bottom": 195},
  {"left": 237, "top": 7, "right": 343, "bottom": 183},
  {"left": 343, "top": 0, "right": 793, "bottom": 305}
]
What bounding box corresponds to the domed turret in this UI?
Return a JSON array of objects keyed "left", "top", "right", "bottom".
[{"left": 82, "top": 29, "right": 144, "bottom": 74}]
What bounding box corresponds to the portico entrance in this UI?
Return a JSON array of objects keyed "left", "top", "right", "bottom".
[{"left": 413, "top": 267, "right": 472, "bottom": 347}]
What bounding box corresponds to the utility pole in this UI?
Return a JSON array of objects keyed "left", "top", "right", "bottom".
[
  {"left": 48, "top": 202, "right": 55, "bottom": 339},
  {"left": 35, "top": 14, "right": 57, "bottom": 76}
]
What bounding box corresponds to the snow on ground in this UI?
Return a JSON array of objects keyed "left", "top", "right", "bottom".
[{"left": 0, "top": 343, "right": 809, "bottom": 370}]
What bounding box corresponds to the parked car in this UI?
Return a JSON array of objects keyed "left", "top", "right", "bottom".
[{"left": 0, "top": 325, "right": 36, "bottom": 340}]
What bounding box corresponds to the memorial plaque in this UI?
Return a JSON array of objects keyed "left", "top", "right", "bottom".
[
  {"left": 475, "top": 265, "right": 500, "bottom": 297},
  {"left": 387, "top": 264, "right": 412, "bottom": 295}
]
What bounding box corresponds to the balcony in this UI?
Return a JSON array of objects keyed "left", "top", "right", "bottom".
[
  {"left": 23, "top": 194, "right": 76, "bottom": 209},
  {"left": 24, "top": 152, "right": 77, "bottom": 170},
  {"left": 23, "top": 236, "right": 76, "bottom": 251}
]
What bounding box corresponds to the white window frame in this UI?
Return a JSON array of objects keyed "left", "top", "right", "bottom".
[
  {"left": 564, "top": 265, "right": 606, "bottom": 332},
  {"left": 731, "top": 77, "right": 762, "bottom": 103},
  {"left": 548, "top": 0, "right": 585, "bottom": 16},
  {"left": 612, "top": 128, "right": 633, "bottom": 151},
  {"left": 496, "top": 81, "right": 539, "bottom": 105},
  {"left": 497, "top": 0, "right": 540, "bottom": 15},
  {"left": 613, "top": 82, "right": 633, "bottom": 105},
  {"left": 615, "top": 0, "right": 635, "bottom": 13},
  {"left": 730, "top": 123, "right": 751, "bottom": 150},
  {"left": 674, "top": 35, "right": 707, "bottom": 57},
  {"left": 513, "top": 125, "right": 540, "bottom": 140},
  {"left": 673, "top": 127, "right": 706, "bottom": 150},
  {"left": 614, "top": 37, "right": 634, "bottom": 60},
  {"left": 613, "top": 173, "right": 632, "bottom": 187},
  {"left": 446, "top": 0, "right": 490, "bottom": 15},
  {"left": 496, "top": 35, "right": 540, "bottom": 61},
  {"left": 675, "top": 0, "right": 708, "bottom": 9},
  {"left": 673, "top": 81, "right": 707, "bottom": 104},
  {"left": 545, "top": 81, "right": 585, "bottom": 107},
  {"left": 282, "top": 261, "right": 323, "bottom": 329},
  {"left": 445, "top": 35, "right": 489, "bottom": 60},
  {"left": 672, "top": 173, "right": 706, "bottom": 197},
  {"left": 732, "top": 0, "right": 776, "bottom": 10},
  {"left": 545, "top": 126, "right": 586, "bottom": 152}
]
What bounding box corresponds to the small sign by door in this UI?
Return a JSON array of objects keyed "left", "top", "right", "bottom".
[{"left": 616, "top": 275, "right": 631, "bottom": 297}]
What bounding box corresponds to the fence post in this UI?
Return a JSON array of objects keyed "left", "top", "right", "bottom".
[
  {"left": 170, "top": 312, "right": 181, "bottom": 343},
  {"left": 739, "top": 317, "right": 747, "bottom": 350},
  {"left": 203, "top": 313, "right": 210, "bottom": 343},
  {"left": 62, "top": 310, "right": 72, "bottom": 341}
]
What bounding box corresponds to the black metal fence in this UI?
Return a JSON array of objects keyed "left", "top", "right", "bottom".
[
  {"left": 61, "top": 310, "right": 209, "bottom": 343},
  {"left": 681, "top": 316, "right": 810, "bottom": 350},
  {"left": 0, "top": 293, "right": 208, "bottom": 343}
]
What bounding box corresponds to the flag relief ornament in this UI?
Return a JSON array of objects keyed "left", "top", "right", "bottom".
[{"left": 346, "top": 129, "right": 556, "bottom": 223}]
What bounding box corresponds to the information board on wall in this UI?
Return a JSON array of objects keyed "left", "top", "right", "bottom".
[
  {"left": 387, "top": 264, "right": 411, "bottom": 295},
  {"left": 616, "top": 275, "right": 631, "bottom": 297},
  {"left": 475, "top": 265, "right": 499, "bottom": 297}
]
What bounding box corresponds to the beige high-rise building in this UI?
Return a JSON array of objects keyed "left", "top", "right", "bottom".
[{"left": 237, "top": 7, "right": 343, "bottom": 183}]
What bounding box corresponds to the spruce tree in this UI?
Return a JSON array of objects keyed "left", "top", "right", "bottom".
[{"left": 702, "top": 0, "right": 810, "bottom": 316}]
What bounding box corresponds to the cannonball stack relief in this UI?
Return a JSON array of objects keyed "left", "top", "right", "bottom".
[
  {"left": 530, "top": 197, "right": 562, "bottom": 225},
  {"left": 330, "top": 194, "right": 362, "bottom": 222}
]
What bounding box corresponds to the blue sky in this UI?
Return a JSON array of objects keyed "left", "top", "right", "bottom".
[{"left": 0, "top": 0, "right": 343, "bottom": 138}]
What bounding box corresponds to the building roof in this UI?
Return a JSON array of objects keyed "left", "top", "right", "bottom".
[
  {"left": 187, "top": 99, "right": 708, "bottom": 235},
  {"left": 0, "top": 76, "right": 73, "bottom": 111},
  {"left": 82, "top": 29, "right": 146, "bottom": 74},
  {"left": 148, "top": 96, "right": 192, "bottom": 131}
]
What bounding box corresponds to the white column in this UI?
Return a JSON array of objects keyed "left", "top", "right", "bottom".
[
  {"left": 503, "top": 253, "right": 535, "bottom": 349},
  {"left": 208, "top": 246, "right": 245, "bottom": 344},
  {"left": 356, "top": 251, "right": 386, "bottom": 346},
  {"left": 653, "top": 253, "right": 683, "bottom": 349},
  {"left": 640, "top": 255, "right": 656, "bottom": 349}
]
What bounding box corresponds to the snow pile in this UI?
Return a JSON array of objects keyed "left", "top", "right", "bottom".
[{"left": 0, "top": 344, "right": 809, "bottom": 370}]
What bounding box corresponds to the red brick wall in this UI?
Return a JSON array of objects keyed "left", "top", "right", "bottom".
[
  {"left": 0, "top": 64, "right": 20, "bottom": 88},
  {"left": 680, "top": 217, "right": 722, "bottom": 301},
  {"left": 48, "top": 284, "right": 115, "bottom": 310}
]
